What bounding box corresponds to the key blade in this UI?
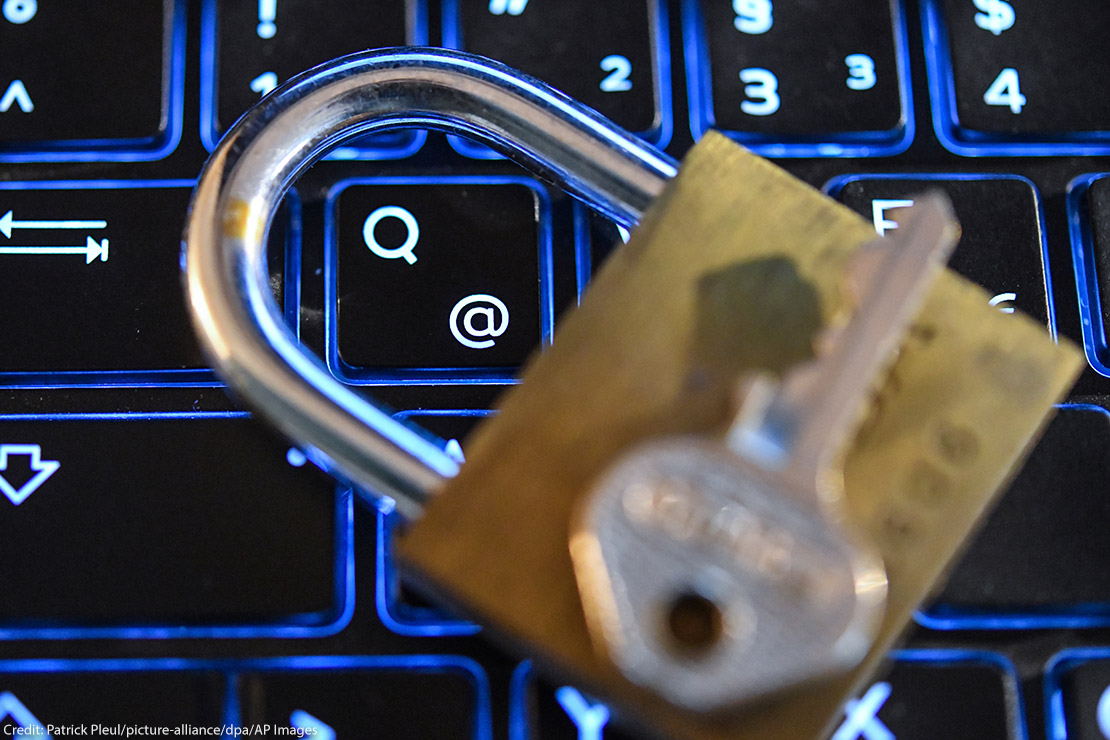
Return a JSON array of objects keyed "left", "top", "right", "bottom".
[{"left": 729, "top": 194, "right": 959, "bottom": 492}]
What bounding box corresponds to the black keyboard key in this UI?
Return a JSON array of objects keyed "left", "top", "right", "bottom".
[
  {"left": 444, "top": 0, "right": 670, "bottom": 157},
  {"left": 828, "top": 653, "right": 1020, "bottom": 740},
  {"left": 1050, "top": 654, "right": 1110, "bottom": 740},
  {"left": 0, "top": 181, "right": 289, "bottom": 384},
  {"left": 375, "top": 410, "right": 489, "bottom": 636},
  {"left": 1070, "top": 174, "right": 1110, "bottom": 379},
  {"left": 0, "top": 1, "right": 182, "bottom": 160},
  {"left": 509, "top": 662, "right": 633, "bottom": 739},
  {"left": 202, "top": 0, "right": 422, "bottom": 157},
  {"left": 237, "top": 658, "right": 490, "bottom": 739},
  {"left": 923, "top": 406, "right": 1110, "bottom": 627},
  {"left": 328, "top": 179, "right": 552, "bottom": 381},
  {"left": 684, "top": 0, "right": 910, "bottom": 156},
  {"left": 0, "top": 667, "right": 225, "bottom": 734},
  {"left": 832, "top": 175, "right": 1051, "bottom": 327},
  {"left": 512, "top": 654, "right": 1021, "bottom": 739},
  {"left": 0, "top": 415, "right": 349, "bottom": 636},
  {"left": 925, "top": 0, "right": 1110, "bottom": 154}
]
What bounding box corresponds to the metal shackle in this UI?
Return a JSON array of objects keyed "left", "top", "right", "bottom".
[{"left": 183, "top": 48, "right": 679, "bottom": 521}]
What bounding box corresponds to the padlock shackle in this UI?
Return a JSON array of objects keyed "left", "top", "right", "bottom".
[{"left": 184, "top": 48, "right": 678, "bottom": 520}]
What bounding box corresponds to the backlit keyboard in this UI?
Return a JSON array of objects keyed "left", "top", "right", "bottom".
[{"left": 0, "top": 2, "right": 1108, "bottom": 739}]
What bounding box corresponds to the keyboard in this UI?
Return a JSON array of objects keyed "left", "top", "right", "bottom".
[{"left": 0, "top": 1, "right": 1108, "bottom": 738}]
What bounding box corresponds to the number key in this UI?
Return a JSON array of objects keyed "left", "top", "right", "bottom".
[
  {"left": 684, "top": 0, "right": 911, "bottom": 156},
  {"left": 925, "top": 0, "right": 1110, "bottom": 154},
  {"left": 444, "top": 0, "right": 671, "bottom": 157},
  {"left": 202, "top": 0, "right": 425, "bottom": 157}
]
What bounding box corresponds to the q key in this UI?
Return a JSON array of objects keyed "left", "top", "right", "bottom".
[{"left": 325, "top": 178, "right": 554, "bottom": 382}]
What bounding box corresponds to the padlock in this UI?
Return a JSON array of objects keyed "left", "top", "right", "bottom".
[{"left": 183, "top": 49, "right": 1082, "bottom": 740}]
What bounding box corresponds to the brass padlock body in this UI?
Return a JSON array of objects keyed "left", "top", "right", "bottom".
[{"left": 396, "top": 134, "right": 1081, "bottom": 740}]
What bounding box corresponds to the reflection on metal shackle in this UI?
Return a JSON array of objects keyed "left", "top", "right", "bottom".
[{"left": 182, "top": 47, "right": 678, "bottom": 522}]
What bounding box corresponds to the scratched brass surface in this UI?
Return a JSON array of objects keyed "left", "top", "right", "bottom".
[{"left": 396, "top": 132, "right": 1082, "bottom": 740}]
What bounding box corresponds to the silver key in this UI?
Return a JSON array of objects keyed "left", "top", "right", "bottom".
[{"left": 572, "top": 195, "right": 958, "bottom": 711}]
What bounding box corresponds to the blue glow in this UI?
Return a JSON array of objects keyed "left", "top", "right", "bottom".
[
  {"left": 0, "top": 179, "right": 299, "bottom": 389},
  {"left": 572, "top": 205, "right": 594, "bottom": 301},
  {"left": 555, "top": 687, "right": 611, "bottom": 740},
  {"left": 682, "top": 0, "right": 914, "bottom": 158},
  {"left": 198, "top": 0, "right": 428, "bottom": 159},
  {"left": 824, "top": 172, "right": 1059, "bottom": 342},
  {"left": 0, "top": 80, "right": 32, "bottom": 113},
  {"left": 831, "top": 681, "right": 892, "bottom": 740},
  {"left": 0, "top": 1, "right": 185, "bottom": 163},
  {"left": 0, "top": 411, "right": 355, "bottom": 640},
  {"left": 0, "top": 693, "right": 50, "bottom": 738},
  {"left": 0, "top": 656, "right": 493, "bottom": 740},
  {"left": 1042, "top": 648, "right": 1110, "bottom": 740},
  {"left": 442, "top": 0, "right": 673, "bottom": 159},
  {"left": 508, "top": 662, "right": 533, "bottom": 740},
  {"left": 375, "top": 507, "right": 480, "bottom": 637},
  {"left": 322, "top": 176, "right": 555, "bottom": 385},
  {"left": 1067, "top": 173, "right": 1110, "bottom": 377},
  {"left": 0, "top": 444, "right": 60, "bottom": 506},
  {"left": 290, "top": 711, "right": 335, "bottom": 740},
  {"left": 921, "top": 1, "right": 1110, "bottom": 157}
]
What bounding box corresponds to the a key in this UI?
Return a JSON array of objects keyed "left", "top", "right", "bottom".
[
  {"left": 184, "top": 50, "right": 1081, "bottom": 740},
  {"left": 0, "top": 181, "right": 289, "bottom": 385},
  {"left": 444, "top": 0, "right": 669, "bottom": 157},
  {"left": 572, "top": 196, "right": 953, "bottom": 709},
  {"left": 830, "top": 653, "right": 1021, "bottom": 740},
  {"left": 683, "top": 0, "right": 910, "bottom": 156},
  {"left": 1069, "top": 173, "right": 1110, "bottom": 388},
  {"left": 375, "top": 410, "right": 493, "bottom": 636},
  {"left": 511, "top": 663, "right": 626, "bottom": 740},
  {"left": 924, "top": 0, "right": 1110, "bottom": 155},
  {"left": 0, "top": 1, "right": 182, "bottom": 161},
  {"left": 832, "top": 175, "right": 1051, "bottom": 326},
  {"left": 512, "top": 654, "right": 1023, "bottom": 740},
  {"left": 0, "top": 414, "right": 347, "bottom": 636},
  {"left": 922, "top": 405, "right": 1110, "bottom": 628},
  {"left": 203, "top": 0, "right": 422, "bottom": 157},
  {"left": 328, "top": 178, "right": 552, "bottom": 382},
  {"left": 1050, "top": 653, "right": 1110, "bottom": 740},
  {"left": 0, "top": 667, "right": 226, "bottom": 734},
  {"left": 236, "top": 658, "right": 489, "bottom": 739}
]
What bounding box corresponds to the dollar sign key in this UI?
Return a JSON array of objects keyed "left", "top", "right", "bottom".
[{"left": 973, "top": 0, "right": 1015, "bottom": 36}]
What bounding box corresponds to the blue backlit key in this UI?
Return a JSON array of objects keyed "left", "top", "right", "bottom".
[
  {"left": 829, "top": 655, "right": 1020, "bottom": 740},
  {"left": 444, "top": 0, "right": 670, "bottom": 156},
  {"left": 236, "top": 659, "right": 489, "bottom": 739},
  {"left": 922, "top": 406, "right": 1110, "bottom": 628},
  {"left": 512, "top": 654, "right": 1020, "bottom": 739},
  {"left": 924, "top": 0, "right": 1110, "bottom": 154},
  {"left": 0, "top": 668, "right": 225, "bottom": 734},
  {"left": 832, "top": 175, "right": 1051, "bottom": 327},
  {"left": 1050, "top": 656, "right": 1110, "bottom": 740},
  {"left": 1069, "top": 174, "right": 1110, "bottom": 385},
  {"left": 202, "top": 0, "right": 422, "bottom": 156},
  {"left": 683, "top": 0, "right": 911, "bottom": 156},
  {"left": 326, "top": 178, "right": 552, "bottom": 382},
  {"left": 0, "top": 415, "right": 349, "bottom": 637},
  {"left": 0, "top": 181, "right": 290, "bottom": 385},
  {"left": 0, "top": 1, "right": 183, "bottom": 161}
]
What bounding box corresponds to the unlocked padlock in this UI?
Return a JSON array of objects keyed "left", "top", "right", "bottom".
[{"left": 183, "top": 49, "right": 1081, "bottom": 740}]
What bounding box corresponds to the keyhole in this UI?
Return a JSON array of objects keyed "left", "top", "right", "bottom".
[{"left": 664, "top": 591, "right": 724, "bottom": 657}]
